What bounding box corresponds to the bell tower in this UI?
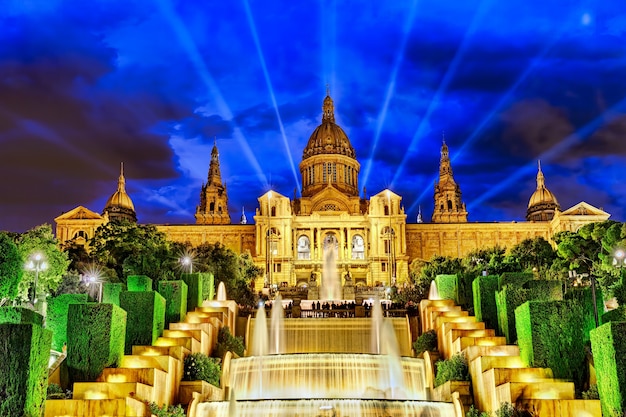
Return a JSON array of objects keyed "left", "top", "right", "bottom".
[
  {"left": 196, "top": 140, "right": 231, "bottom": 225},
  {"left": 431, "top": 138, "right": 468, "bottom": 223}
]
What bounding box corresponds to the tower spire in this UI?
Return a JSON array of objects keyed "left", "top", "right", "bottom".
[
  {"left": 196, "top": 139, "right": 231, "bottom": 225},
  {"left": 322, "top": 87, "right": 335, "bottom": 123},
  {"left": 118, "top": 162, "right": 126, "bottom": 192},
  {"left": 432, "top": 138, "right": 468, "bottom": 223}
]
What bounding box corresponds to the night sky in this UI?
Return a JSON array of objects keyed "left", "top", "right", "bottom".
[{"left": 1, "top": 0, "right": 625, "bottom": 233}]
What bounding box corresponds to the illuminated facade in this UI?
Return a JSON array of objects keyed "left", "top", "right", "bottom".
[{"left": 55, "top": 93, "right": 610, "bottom": 289}]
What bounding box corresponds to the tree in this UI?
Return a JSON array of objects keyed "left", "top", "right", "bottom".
[
  {"left": 0, "top": 232, "right": 23, "bottom": 305},
  {"left": 90, "top": 220, "right": 176, "bottom": 285},
  {"left": 16, "top": 224, "right": 70, "bottom": 303},
  {"left": 195, "top": 243, "right": 258, "bottom": 307},
  {"left": 508, "top": 237, "right": 557, "bottom": 276}
]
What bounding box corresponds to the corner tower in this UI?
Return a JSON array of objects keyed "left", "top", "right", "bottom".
[
  {"left": 432, "top": 139, "right": 468, "bottom": 223},
  {"left": 196, "top": 140, "right": 231, "bottom": 225},
  {"left": 103, "top": 163, "right": 137, "bottom": 223},
  {"left": 526, "top": 160, "right": 560, "bottom": 221},
  {"left": 299, "top": 90, "right": 360, "bottom": 199}
]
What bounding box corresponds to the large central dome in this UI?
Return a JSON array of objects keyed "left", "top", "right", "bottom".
[
  {"left": 302, "top": 94, "right": 356, "bottom": 160},
  {"left": 299, "top": 92, "right": 360, "bottom": 199}
]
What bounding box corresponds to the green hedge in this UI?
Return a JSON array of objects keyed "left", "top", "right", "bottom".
[
  {"left": 603, "top": 306, "right": 626, "bottom": 324},
  {"left": 0, "top": 323, "right": 51, "bottom": 417},
  {"left": 0, "top": 306, "right": 44, "bottom": 326},
  {"left": 498, "top": 272, "right": 533, "bottom": 290},
  {"left": 66, "top": 303, "right": 126, "bottom": 382},
  {"left": 472, "top": 275, "right": 499, "bottom": 333},
  {"left": 102, "top": 282, "right": 126, "bottom": 305},
  {"left": 158, "top": 280, "right": 188, "bottom": 325},
  {"left": 200, "top": 272, "right": 215, "bottom": 301},
  {"left": 515, "top": 300, "right": 588, "bottom": 391},
  {"left": 127, "top": 275, "right": 153, "bottom": 292},
  {"left": 47, "top": 294, "right": 89, "bottom": 351},
  {"left": 565, "top": 286, "right": 603, "bottom": 343},
  {"left": 590, "top": 321, "right": 626, "bottom": 417},
  {"left": 119, "top": 291, "right": 166, "bottom": 354},
  {"left": 182, "top": 273, "right": 203, "bottom": 311},
  {"left": 496, "top": 280, "right": 562, "bottom": 343},
  {"left": 434, "top": 274, "right": 458, "bottom": 303}
]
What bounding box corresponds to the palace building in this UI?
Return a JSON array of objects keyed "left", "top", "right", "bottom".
[{"left": 55, "top": 92, "right": 610, "bottom": 290}]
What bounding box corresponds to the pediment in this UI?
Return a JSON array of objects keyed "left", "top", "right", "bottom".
[
  {"left": 54, "top": 206, "right": 103, "bottom": 221},
  {"left": 560, "top": 202, "right": 609, "bottom": 217},
  {"left": 310, "top": 185, "right": 351, "bottom": 212}
]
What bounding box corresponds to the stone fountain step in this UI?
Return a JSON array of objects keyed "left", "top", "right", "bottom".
[
  {"left": 98, "top": 367, "right": 167, "bottom": 388},
  {"left": 169, "top": 321, "right": 213, "bottom": 335},
  {"left": 509, "top": 398, "right": 602, "bottom": 417},
  {"left": 45, "top": 397, "right": 148, "bottom": 417},
  {"left": 480, "top": 367, "right": 554, "bottom": 412},
  {"left": 160, "top": 330, "right": 202, "bottom": 353},
  {"left": 72, "top": 381, "right": 153, "bottom": 402},
  {"left": 437, "top": 321, "right": 485, "bottom": 358},
  {"left": 132, "top": 344, "right": 190, "bottom": 361},
  {"left": 119, "top": 355, "right": 173, "bottom": 373},
  {"left": 445, "top": 328, "right": 496, "bottom": 356},
  {"left": 464, "top": 344, "right": 520, "bottom": 363},
  {"left": 495, "top": 380, "right": 575, "bottom": 404},
  {"left": 153, "top": 336, "right": 193, "bottom": 350},
  {"left": 451, "top": 336, "right": 508, "bottom": 356}
]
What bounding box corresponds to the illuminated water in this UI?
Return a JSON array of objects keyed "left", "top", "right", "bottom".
[
  {"left": 371, "top": 298, "right": 383, "bottom": 354},
  {"left": 428, "top": 280, "right": 441, "bottom": 300},
  {"left": 269, "top": 294, "right": 285, "bottom": 355},
  {"left": 217, "top": 281, "right": 227, "bottom": 301},
  {"left": 320, "top": 245, "right": 342, "bottom": 300}
]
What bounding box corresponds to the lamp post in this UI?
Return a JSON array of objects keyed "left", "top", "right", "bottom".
[
  {"left": 26, "top": 253, "right": 47, "bottom": 306},
  {"left": 613, "top": 249, "right": 626, "bottom": 309},
  {"left": 86, "top": 275, "right": 103, "bottom": 303},
  {"left": 83, "top": 264, "right": 105, "bottom": 303}
]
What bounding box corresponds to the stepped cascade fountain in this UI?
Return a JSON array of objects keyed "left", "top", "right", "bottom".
[{"left": 194, "top": 282, "right": 457, "bottom": 416}]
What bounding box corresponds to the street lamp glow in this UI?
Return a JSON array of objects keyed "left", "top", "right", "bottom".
[
  {"left": 613, "top": 249, "right": 626, "bottom": 267},
  {"left": 83, "top": 264, "right": 105, "bottom": 303},
  {"left": 26, "top": 252, "right": 47, "bottom": 305},
  {"left": 180, "top": 256, "right": 193, "bottom": 273}
]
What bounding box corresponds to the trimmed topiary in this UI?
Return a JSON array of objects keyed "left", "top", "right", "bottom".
[
  {"left": 47, "top": 294, "right": 89, "bottom": 351},
  {"left": 66, "top": 303, "right": 126, "bottom": 382},
  {"left": 498, "top": 272, "right": 533, "bottom": 290},
  {"left": 496, "top": 280, "right": 562, "bottom": 343},
  {"left": 434, "top": 353, "right": 469, "bottom": 387},
  {"left": 215, "top": 326, "right": 245, "bottom": 357},
  {"left": 0, "top": 306, "right": 43, "bottom": 326},
  {"left": 603, "top": 306, "right": 626, "bottom": 324},
  {"left": 515, "top": 300, "right": 588, "bottom": 390},
  {"left": 472, "top": 275, "right": 499, "bottom": 333},
  {"left": 158, "top": 280, "right": 188, "bottom": 325},
  {"left": 0, "top": 321, "right": 52, "bottom": 417},
  {"left": 102, "top": 282, "right": 126, "bottom": 305},
  {"left": 181, "top": 273, "right": 203, "bottom": 311},
  {"left": 434, "top": 274, "right": 458, "bottom": 303},
  {"left": 127, "top": 275, "right": 153, "bottom": 292},
  {"left": 200, "top": 272, "right": 215, "bottom": 301},
  {"left": 413, "top": 329, "right": 437, "bottom": 356},
  {"left": 183, "top": 352, "right": 221, "bottom": 386},
  {"left": 119, "top": 291, "right": 166, "bottom": 354},
  {"left": 590, "top": 321, "right": 626, "bottom": 417}
]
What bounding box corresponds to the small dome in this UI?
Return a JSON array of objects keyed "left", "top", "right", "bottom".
[
  {"left": 302, "top": 93, "right": 356, "bottom": 160},
  {"left": 103, "top": 163, "right": 137, "bottom": 222},
  {"left": 526, "top": 161, "right": 560, "bottom": 222}
]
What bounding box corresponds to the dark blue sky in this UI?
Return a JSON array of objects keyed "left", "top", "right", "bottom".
[{"left": 1, "top": 0, "right": 625, "bottom": 232}]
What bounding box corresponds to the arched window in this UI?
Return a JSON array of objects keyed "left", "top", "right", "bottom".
[
  {"left": 73, "top": 230, "right": 88, "bottom": 240},
  {"left": 352, "top": 235, "right": 365, "bottom": 260},
  {"left": 210, "top": 202, "right": 215, "bottom": 212},
  {"left": 447, "top": 200, "right": 453, "bottom": 210},
  {"left": 297, "top": 235, "right": 311, "bottom": 260},
  {"left": 323, "top": 234, "right": 339, "bottom": 259},
  {"left": 271, "top": 206, "right": 276, "bottom": 217},
  {"left": 384, "top": 205, "right": 389, "bottom": 216},
  {"left": 381, "top": 227, "right": 394, "bottom": 254}
]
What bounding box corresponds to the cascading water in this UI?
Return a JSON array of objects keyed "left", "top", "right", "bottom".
[
  {"left": 320, "top": 245, "right": 342, "bottom": 300},
  {"left": 269, "top": 294, "right": 285, "bottom": 355},
  {"left": 250, "top": 303, "right": 268, "bottom": 356},
  {"left": 428, "top": 280, "right": 441, "bottom": 300},
  {"left": 370, "top": 298, "right": 383, "bottom": 354},
  {"left": 217, "top": 281, "right": 227, "bottom": 301}
]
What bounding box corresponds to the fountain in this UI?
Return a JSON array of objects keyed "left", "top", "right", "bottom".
[
  {"left": 217, "top": 281, "right": 227, "bottom": 301},
  {"left": 269, "top": 295, "right": 285, "bottom": 355},
  {"left": 428, "top": 280, "right": 441, "bottom": 300},
  {"left": 320, "top": 245, "right": 342, "bottom": 300},
  {"left": 194, "top": 248, "right": 456, "bottom": 417}
]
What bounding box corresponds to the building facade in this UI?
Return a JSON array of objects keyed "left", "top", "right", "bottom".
[{"left": 55, "top": 93, "right": 610, "bottom": 290}]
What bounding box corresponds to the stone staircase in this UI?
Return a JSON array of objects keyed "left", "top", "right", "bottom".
[
  {"left": 420, "top": 298, "right": 602, "bottom": 416},
  {"left": 45, "top": 304, "right": 226, "bottom": 417}
]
